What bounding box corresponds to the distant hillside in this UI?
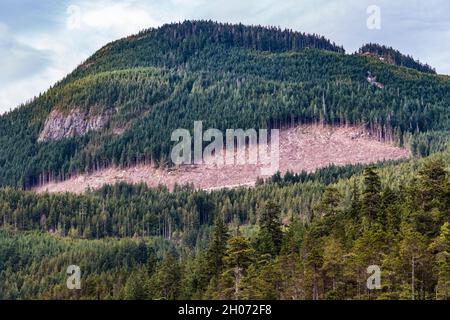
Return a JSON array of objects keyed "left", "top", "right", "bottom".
[
  {"left": 359, "top": 43, "right": 436, "bottom": 74},
  {"left": 0, "top": 21, "right": 449, "bottom": 302},
  {"left": 0, "top": 153, "right": 449, "bottom": 299},
  {"left": 0, "top": 21, "right": 449, "bottom": 189},
  {"left": 72, "top": 20, "right": 345, "bottom": 78}
]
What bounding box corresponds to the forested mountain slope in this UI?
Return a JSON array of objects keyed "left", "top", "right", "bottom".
[
  {"left": 0, "top": 21, "right": 449, "bottom": 300},
  {"left": 359, "top": 43, "right": 436, "bottom": 74},
  {"left": 0, "top": 21, "right": 449, "bottom": 189},
  {"left": 0, "top": 153, "right": 448, "bottom": 299}
]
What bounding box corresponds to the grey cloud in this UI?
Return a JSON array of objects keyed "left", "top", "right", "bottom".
[
  {"left": 1, "top": 0, "right": 450, "bottom": 113},
  {"left": 0, "top": 25, "right": 52, "bottom": 83}
]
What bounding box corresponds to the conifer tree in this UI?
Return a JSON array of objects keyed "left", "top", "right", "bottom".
[
  {"left": 222, "top": 236, "right": 255, "bottom": 300},
  {"left": 124, "top": 268, "right": 149, "bottom": 300},
  {"left": 206, "top": 214, "right": 229, "bottom": 277},
  {"left": 153, "top": 252, "right": 181, "bottom": 300},
  {"left": 348, "top": 181, "right": 362, "bottom": 220},
  {"left": 399, "top": 223, "right": 427, "bottom": 300},
  {"left": 362, "top": 167, "right": 382, "bottom": 221},
  {"left": 255, "top": 201, "right": 283, "bottom": 256},
  {"left": 429, "top": 222, "right": 450, "bottom": 299}
]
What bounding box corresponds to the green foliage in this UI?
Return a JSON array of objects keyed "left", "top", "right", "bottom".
[
  {"left": 362, "top": 167, "right": 382, "bottom": 221},
  {"left": 1, "top": 155, "right": 448, "bottom": 299},
  {"left": 430, "top": 222, "right": 450, "bottom": 299},
  {"left": 220, "top": 235, "right": 255, "bottom": 299},
  {"left": 359, "top": 43, "right": 436, "bottom": 74},
  {"left": 1, "top": 21, "right": 449, "bottom": 188},
  {"left": 0, "top": 21, "right": 449, "bottom": 300},
  {"left": 206, "top": 215, "right": 229, "bottom": 277},
  {"left": 254, "top": 201, "right": 283, "bottom": 257}
]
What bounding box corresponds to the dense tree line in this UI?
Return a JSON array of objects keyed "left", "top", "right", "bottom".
[
  {"left": 72, "top": 20, "right": 345, "bottom": 79},
  {"left": 0, "top": 21, "right": 449, "bottom": 188},
  {"left": 0, "top": 20, "right": 449, "bottom": 301},
  {"left": 0, "top": 157, "right": 436, "bottom": 241},
  {"left": 0, "top": 155, "right": 448, "bottom": 299},
  {"left": 359, "top": 43, "right": 436, "bottom": 74}
]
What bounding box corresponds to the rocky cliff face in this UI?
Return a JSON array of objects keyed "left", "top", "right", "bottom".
[{"left": 38, "top": 108, "right": 113, "bottom": 142}]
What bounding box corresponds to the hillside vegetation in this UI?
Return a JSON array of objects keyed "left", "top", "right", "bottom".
[
  {"left": 359, "top": 43, "right": 436, "bottom": 74},
  {"left": 0, "top": 21, "right": 449, "bottom": 300},
  {"left": 0, "top": 21, "right": 449, "bottom": 188},
  {"left": 0, "top": 154, "right": 449, "bottom": 299}
]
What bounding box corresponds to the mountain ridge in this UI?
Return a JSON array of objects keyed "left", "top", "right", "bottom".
[
  {"left": 358, "top": 43, "right": 436, "bottom": 74},
  {"left": 0, "top": 20, "right": 449, "bottom": 189},
  {"left": 0, "top": 20, "right": 450, "bottom": 301}
]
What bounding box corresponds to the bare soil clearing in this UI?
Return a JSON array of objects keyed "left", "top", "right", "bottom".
[{"left": 35, "top": 124, "right": 410, "bottom": 194}]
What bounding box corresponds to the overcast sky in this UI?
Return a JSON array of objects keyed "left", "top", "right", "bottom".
[{"left": 1, "top": 0, "right": 449, "bottom": 113}]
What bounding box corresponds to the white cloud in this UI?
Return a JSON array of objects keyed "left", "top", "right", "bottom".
[
  {"left": 0, "top": 0, "right": 167, "bottom": 113},
  {"left": 67, "top": 0, "right": 166, "bottom": 37},
  {"left": 1, "top": 0, "right": 450, "bottom": 114},
  {"left": 0, "top": 23, "right": 57, "bottom": 112},
  {"left": 82, "top": 3, "right": 158, "bottom": 31}
]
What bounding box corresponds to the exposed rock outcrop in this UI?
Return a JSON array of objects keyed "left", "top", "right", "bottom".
[{"left": 38, "top": 108, "right": 113, "bottom": 142}]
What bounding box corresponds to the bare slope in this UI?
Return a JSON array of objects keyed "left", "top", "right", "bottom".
[{"left": 35, "top": 124, "right": 410, "bottom": 193}]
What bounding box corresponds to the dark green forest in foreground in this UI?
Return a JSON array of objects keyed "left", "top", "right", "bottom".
[
  {"left": 0, "top": 154, "right": 449, "bottom": 299},
  {"left": 0, "top": 21, "right": 449, "bottom": 300}
]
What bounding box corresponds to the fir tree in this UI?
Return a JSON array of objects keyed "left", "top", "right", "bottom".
[
  {"left": 362, "top": 167, "right": 382, "bottom": 221},
  {"left": 255, "top": 201, "right": 283, "bottom": 257}
]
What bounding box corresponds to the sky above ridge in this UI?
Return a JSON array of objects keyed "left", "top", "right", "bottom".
[{"left": 1, "top": 0, "right": 449, "bottom": 113}]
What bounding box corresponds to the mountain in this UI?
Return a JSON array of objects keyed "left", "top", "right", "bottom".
[
  {"left": 0, "top": 20, "right": 449, "bottom": 301},
  {"left": 0, "top": 20, "right": 449, "bottom": 191}
]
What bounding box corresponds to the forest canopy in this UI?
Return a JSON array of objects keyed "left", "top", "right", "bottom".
[
  {"left": 0, "top": 21, "right": 449, "bottom": 188},
  {"left": 0, "top": 21, "right": 449, "bottom": 301}
]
